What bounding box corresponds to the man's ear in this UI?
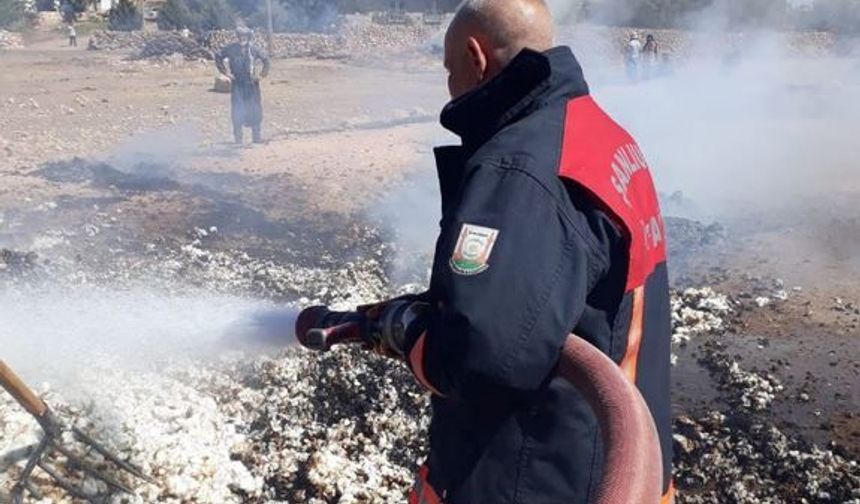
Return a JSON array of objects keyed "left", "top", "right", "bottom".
[{"left": 466, "top": 36, "right": 488, "bottom": 82}]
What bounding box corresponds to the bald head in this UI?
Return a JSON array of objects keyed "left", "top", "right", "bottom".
[{"left": 444, "top": 0, "right": 555, "bottom": 98}]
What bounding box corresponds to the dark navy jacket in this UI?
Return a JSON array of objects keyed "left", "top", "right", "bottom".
[{"left": 403, "top": 47, "right": 673, "bottom": 504}]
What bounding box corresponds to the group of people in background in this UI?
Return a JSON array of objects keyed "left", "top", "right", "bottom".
[{"left": 626, "top": 32, "right": 670, "bottom": 82}]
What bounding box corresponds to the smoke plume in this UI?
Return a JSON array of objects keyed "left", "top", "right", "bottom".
[
  {"left": 0, "top": 285, "right": 297, "bottom": 389},
  {"left": 378, "top": 12, "right": 860, "bottom": 253}
]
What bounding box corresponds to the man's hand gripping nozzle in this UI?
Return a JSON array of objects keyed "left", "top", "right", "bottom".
[
  {"left": 0, "top": 360, "right": 155, "bottom": 504},
  {"left": 295, "top": 301, "right": 429, "bottom": 358}
]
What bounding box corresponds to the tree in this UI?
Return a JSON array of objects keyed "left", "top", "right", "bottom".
[
  {"left": 108, "top": 0, "right": 142, "bottom": 30},
  {"left": 59, "top": 0, "right": 91, "bottom": 22},
  {"left": 588, "top": 0, "right": 796, "bottom": 29},
  {"left": 230, "top": 0, "right": 338, "bottom": 32},
  {"left": 802, "top": 0, "right": 860, "bottom": 35},
  {"left": 226, "top": 0, "right": 259, "bottom": 17},
  {"left": 158, "top": 0, "right": 193, "bottom": 29},
  {"left": 591, "top": 0, "right": 712, "bottom": 29},
  {"left": 157, "top": 0, "right": 235, "bottom": 31},
  {"left": 708, "top": 0, "right": 788, "bottom": 29},
  {"left": 0, "top": 0, "right": 27, "bottom": 28}
]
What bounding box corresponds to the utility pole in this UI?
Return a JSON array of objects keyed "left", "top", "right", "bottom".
[{"left": 266, "top": 0, "right": 274, "bottom": 55}]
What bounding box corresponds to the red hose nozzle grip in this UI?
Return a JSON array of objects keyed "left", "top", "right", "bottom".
[
  {"left": 295, "top": 306, "right": 369, "bottom": 351},
  {"left": 295, "top": 306, "right": 331, "bottom": 348}
]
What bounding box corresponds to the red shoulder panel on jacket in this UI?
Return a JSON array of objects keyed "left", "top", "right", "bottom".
[{"left": 559, "top": 96, "right": 666, "bottom": 292}]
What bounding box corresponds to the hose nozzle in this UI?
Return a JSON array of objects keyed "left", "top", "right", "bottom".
[{"left": 295, "top": 306, "right": 368, "bottom": 351}]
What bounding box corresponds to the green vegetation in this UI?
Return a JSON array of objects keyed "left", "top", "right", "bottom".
[
  {"left": 157, "top": 0, "right": 235, "bottom": 31},
  {"left": 157, "top": 0, "right": 338, "bottom": 33},
  {"left": 236, "top": 0, "right": 339, "bottom": 32},
  {"left": 586, "top": 0, "right": 860, "bottom": 32},
  {"left": 59, "top": 0, "right": 90, "bottom": 22},
  {"left": 797, "top": 0, "right": 860, "bottom": 35},
  {"left": 108, "top": 0, "right": 142, "bottom": 31},
  {"left": 0, "top": 0, "right": 27, "bottom": 28}
]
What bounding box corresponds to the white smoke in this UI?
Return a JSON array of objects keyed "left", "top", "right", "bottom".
[
  {"left": 104, "top": 123, "right": 206, "bottom": 176},
  {"left": 587, "top": 33, "right": 860, "bottom": 219},
  {"left": 379, "top": 14, "right": 860, "bottom": 244},
  {"left": 0, "top": 285, "right": 297, "bottom": 388},
  {"left": 546, "top": 0, "right": 586, "bottom": 25}
]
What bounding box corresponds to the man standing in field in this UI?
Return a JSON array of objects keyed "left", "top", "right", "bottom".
[{"left": 215, "top": 27, "right": 271, "bottom": 145}]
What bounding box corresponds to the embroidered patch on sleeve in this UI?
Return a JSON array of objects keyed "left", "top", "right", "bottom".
[{"left": 449, "top": 223, "right": 499, "bottom": 276}]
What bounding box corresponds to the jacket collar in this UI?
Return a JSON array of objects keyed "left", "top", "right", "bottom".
[{"left": 440, "top": 46, "right": 590, "bottom": 151}]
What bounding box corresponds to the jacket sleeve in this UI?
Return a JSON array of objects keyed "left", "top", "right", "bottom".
[{"left": 406, "top": 162, "right": 601, "bottom": 400}]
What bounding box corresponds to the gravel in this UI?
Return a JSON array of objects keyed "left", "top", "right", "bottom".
[
  {"left": 137, "top": 33, "right": 214, "bottom": 61},
  {"left": 0, "top": 30, "right": 23, "bottom": 50},
  {"left": 674, "top": 412, "right": 860, "bottom": 503}
]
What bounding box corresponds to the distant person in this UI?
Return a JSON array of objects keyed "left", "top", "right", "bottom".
[
  {"left": 642, "top": 34, "right": 659, "bottom": 79},
  {"left": 215, "top": 27, "right": 271, "bottom": 145},
  {"left": 68, "top": 23, "right": 77, "bottom": 47},
  {"left": 626, "top": 32, "right": 642, "bottom": 82},
  {"left": 180, "top": 26, "right": 191, "bottom": 38}
]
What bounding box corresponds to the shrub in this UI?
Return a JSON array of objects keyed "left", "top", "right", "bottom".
[
  {"left": 801, "top": 0, "right": 860, "bottom": 35},
  {"left": 109, "top": 0, "right": 143, "bottom": 30},
  {"left": 59, "top": 0, "right": 88, "bottom": 23},
  {"left": 589, "top": 0, "right": 790, "bottom": 30},
  {"left": 158, "top": 0, "right": 235, "bottom": 31},
  {"left": 228, "top": 0, "right": 338, "bottom": 32},
  {"left": 0, "top": 0, "right": 27, "bottom": 28}
]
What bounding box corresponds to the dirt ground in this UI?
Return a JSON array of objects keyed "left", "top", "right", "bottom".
[{"left": 1, "top": 29, "right": 859, "bottom": 503}]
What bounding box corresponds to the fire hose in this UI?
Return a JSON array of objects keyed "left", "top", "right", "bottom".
[{"left": 295, "top": 305, "right": 664, "bottom": 504}]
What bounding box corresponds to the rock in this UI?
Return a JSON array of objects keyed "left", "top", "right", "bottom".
[
  {"left": 214, "top": 74, "right": 232, "bottom": 94},
  {"left": 87, "top": 18, "right": 441, "bottom": 62},
  {"left": 89, "top": 31, "right": 213, "bottom": 61},
  {"left": 0, "top": 249, "right": 38, "bottom": 275},
  {"left": 137, "top": 33, "right": 213, "bottom": 61},
  {"left": 0, "top": 30, "right": 23, "bottom": 50}
]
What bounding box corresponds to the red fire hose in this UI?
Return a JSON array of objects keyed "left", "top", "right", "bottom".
[
  {"left": 296, "top": 308, "right": 664, "bottom": 503},
  {"left": 557, "top": 334, "right": 663, "bottom": 504}
]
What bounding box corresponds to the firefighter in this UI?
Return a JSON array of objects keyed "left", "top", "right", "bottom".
[
  {"left": 357, "top": 0, "right": 674, "bottom": 502},
  {"left": 215, "top": 27, "right": 271, "bottom": 145}
]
